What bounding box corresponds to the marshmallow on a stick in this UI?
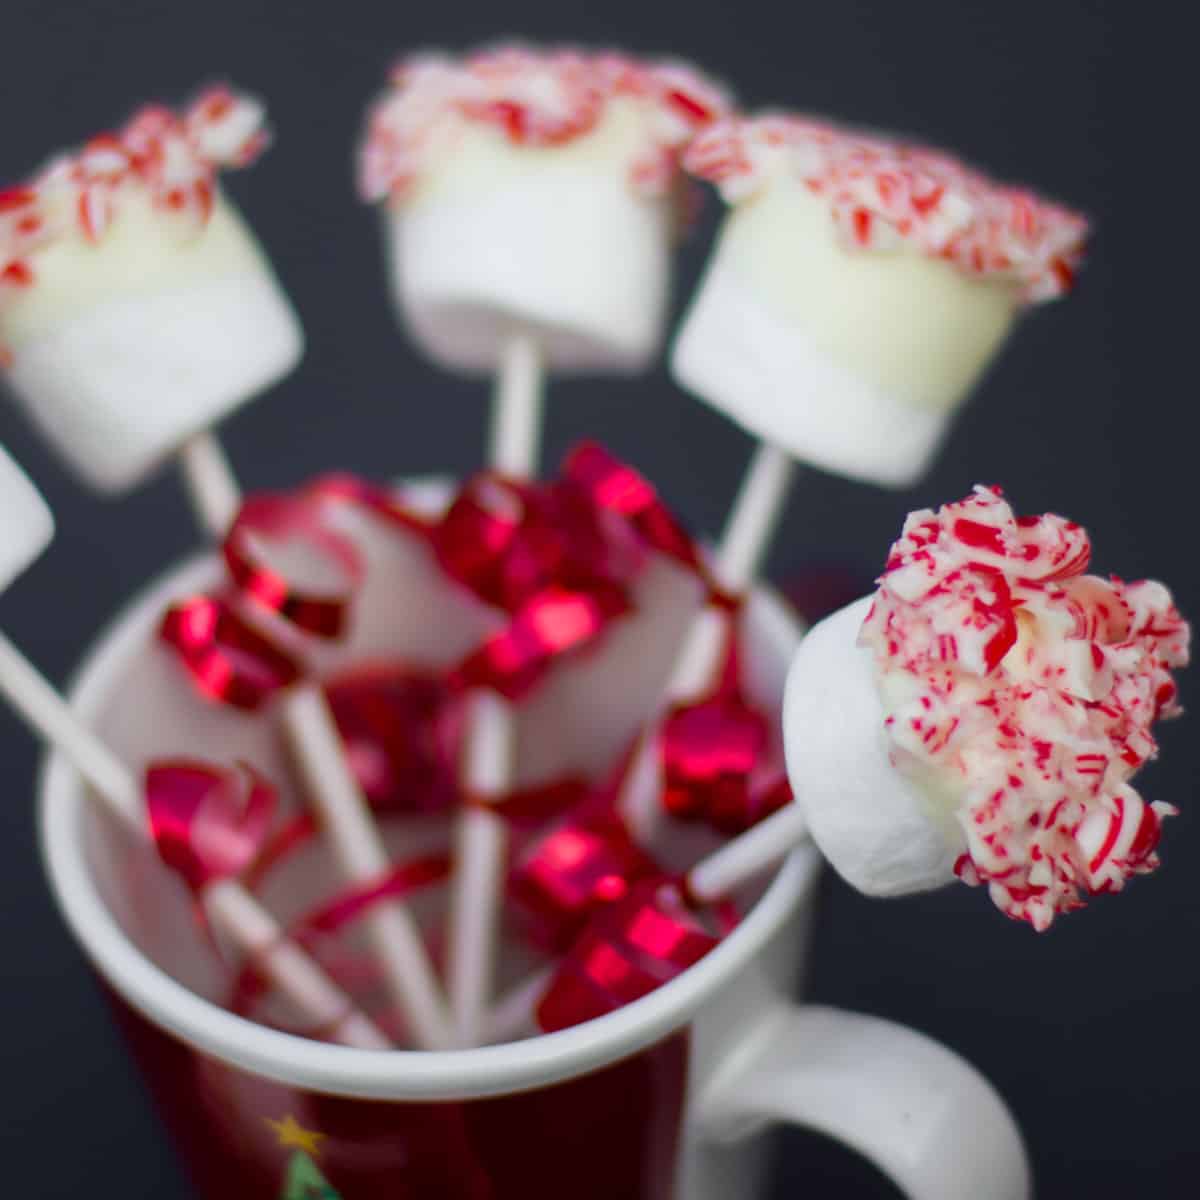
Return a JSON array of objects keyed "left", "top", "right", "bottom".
[
  {"left": 784, "top": 486, "right": 1190, "bottom": 929},
  {"left": 360, "top": 45, "right": 729, "bottom": 373},
  {"left": 674, "top": 116, "right": 1089, "bottom": 487},
  {"left": 0, "top": 86, "right": 302, "bottom": 493}
]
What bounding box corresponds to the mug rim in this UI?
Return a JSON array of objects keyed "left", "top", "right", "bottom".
[{"left": 39, "top": 543, "right": 820, "bottom": 1102}]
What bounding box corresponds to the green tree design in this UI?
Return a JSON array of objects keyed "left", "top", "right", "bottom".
[{"left": 280, "top": 1150, "right": 342, "bottom": 1200}]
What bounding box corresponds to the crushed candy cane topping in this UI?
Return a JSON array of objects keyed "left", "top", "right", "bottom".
[
  {"left": 859, "top": 486, "right": 1189, "bottom": 930},
  {"left": 0, "top": 85, "right": 268, "bottom": 307},
  {"left": 683, "top": 114, "right": 1089, "bottom": 302},
  {"left": 359, "top": 44, "right": 731, "bottom": 203}
]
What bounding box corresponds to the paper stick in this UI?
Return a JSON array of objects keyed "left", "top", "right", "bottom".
[{"left": 446, "top": 332, "right": 544, "bottom": 1047}]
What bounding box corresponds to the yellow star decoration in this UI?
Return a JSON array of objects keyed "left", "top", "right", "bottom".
[{"left": 266, "top": 1114, "right": 327, "bottom": 1157}]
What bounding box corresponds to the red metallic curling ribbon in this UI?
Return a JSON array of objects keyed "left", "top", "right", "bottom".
[
  {"left": 452, "top": 580, "right": 632, "bottom": 701},
  {"left": 660, "top": 692, "right": 769, "bottom": 823},
  {"left": 508, "top": 812, "right": 664, "bottom": 955},
  {"left": 145, "top": 760, "right": 277, "bottom": 892},
  {"left": 222, "top": 492, "right": 364, "bottom": 639},
  {"left": 658, "top": 634, "right": 793, "bottom": 836},
  {"left": 432, "top": 442, "right": 710, "bottom": 614},
  {"left": 431, "top": 442, "right": 736, "bottom": 698},
  {"left": 323, "top": 663, "right": 464, "bottom": 817},
  {"left": 158, "top": 597, "right": 301, "bottom": 711},
  {"left": 562, "top": 441, "right": 717, "bottom": 590},
  {"left": 536, "top": 879, "right": 721, "bottom": 1033},
  {"left": 159, "top": 477, "right": 425, "bottom": 712}
]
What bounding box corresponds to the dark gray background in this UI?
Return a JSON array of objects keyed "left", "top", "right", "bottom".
[{"left": 2, "top": 1, "right": 1187, "bottom": 1196}]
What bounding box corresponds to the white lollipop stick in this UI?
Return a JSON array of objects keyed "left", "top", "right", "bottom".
[
  {"left": 446, "top": 331, "right": 544, "bottom": 1047},
  {"left": 684, "top": 799, "right": 809, "bottom": 903},
  {"left": 179, "top": 432, "right": 242, "bottom": 533},
  {"left": 488, "top": 334, "right": 544, "bottom": 476},
  {"left": 177, "top": 429, "right": 453, "bottom": 1050},
  {"left": 0, "top": 450, "right": 387, "bottom": 1049},
  {"left": 620, "top": 441, "right": 797, "bottom": 844}
]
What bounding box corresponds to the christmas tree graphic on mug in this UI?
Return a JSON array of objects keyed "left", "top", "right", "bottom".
[{"left": 266, "top": 1115, "right": 342, "bottom": 1200}]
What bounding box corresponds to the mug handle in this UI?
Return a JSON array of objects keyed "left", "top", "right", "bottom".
[{"left": 692, "top": 999, "right": 1032, "bottom": 1200}]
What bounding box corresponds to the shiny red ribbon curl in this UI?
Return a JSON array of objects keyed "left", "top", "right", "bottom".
[
  {"left": 431, "top": 442, "right": 710, "bottom": 615},
  {"left": 452, "top": 581, "right": 632, "bottom": 701},
  {"left": 659, "top": 690, "right": 793, "bottom": 836},
  {"left": 536, "top": 878, "right": 722, "bottom": 1033},
  {"left": 508, "top": 811, "right": 664, "bottom": 955},
  {"left": 562, "top": 441, "right": 718, "bottom": 590},
  {"left": 657, "top": 626, "right": 793, "bottom": 836},
  {"left": 159, "top": 597, "right": 301, "bottom": 711},
  {"left": 660, "top": 693, "right": 769, "bottom": 822},
  {"left": 145, "top": 760, "right": 277, "bottom": 893},
  {"left": 433, "top": 442, "right": 732, "bottom": 699},
  {"left": 158, "top": 476, "right": 427, "bottom": 712},
  {"left": 322, "top": 663, "right": 465, "bottom": 817},
  {"left": 222, "top": 492, "right": 365, "bottom": 639}
]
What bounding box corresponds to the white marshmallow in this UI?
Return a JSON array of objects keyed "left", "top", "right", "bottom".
[
  {"left": 385, "top": 105, "right": 673, "bottom": 374},
  {"left": 0, "top": 444, "right": 54, "bottom": 591},
  {"left": 782, "top": 596, "right": 963, "bottom": 896},
  {"left": 1, "top": 190, "right": 302, "bottom": 494},
  {"left": 672, "top": 174, "right": 1018, "bottom": 488}
]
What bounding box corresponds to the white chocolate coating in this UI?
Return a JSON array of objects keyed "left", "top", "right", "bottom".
[
  {"left": 672, "top": 174, "right": 1018, "bottom": 487},
  {"left": 386, "top": 103, "right": 673, "bottom": 374},
  {"left": 0, "top": 444, "right": 54, "bottom": 591},
  {"left": 782, "top": 596, "right": 962, "bottom": 895},
  {"left": 1, "top": 190, "right": 302, "bottom": 493}
]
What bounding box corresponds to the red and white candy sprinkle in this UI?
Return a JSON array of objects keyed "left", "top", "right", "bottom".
[
  {"left": 683, "top": 115, "right": 1089, "bottom": 303},
  {"left": 859, "top": 486, "right": 1189, "bottom": 930},
  {"left": 359, "top": 44, "right": 731, "bottom": 204},
  {"left": 0, "top": 85, "right": 269, "bottom": 308}
]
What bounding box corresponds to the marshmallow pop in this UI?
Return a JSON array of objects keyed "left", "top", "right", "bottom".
[
  {"left": 619, "top": 115, "right": 1089, "bottom": 844},
  {"left": 2, "top": 88, "right": 452, "bottom": 1049},
  {"left": 361, "top": 45, "right": 729, "bottom": 1046},
  {"left": 0, "top": 86, "right": 301, "bottom": 495},
  {"left": 674, "top": 113, "right": 1089, "bottom": 488},
  {"left": 766, "top": 487, "right": 1188, "bottom": 930},
  {"left": 360, "top": 44, "right": 730, "bottom": 380},
  {"left": 0, "top": 445, "right": 388, "bottom": 1047}
]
